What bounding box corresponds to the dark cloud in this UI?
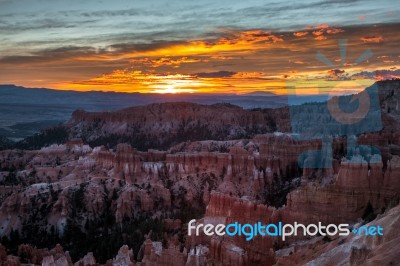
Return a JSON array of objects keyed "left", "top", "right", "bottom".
[
  {"left": 0, "top": 46, "right": 97, "bottom": 64},
  {"left": 108, "top": 40, "right": 185, "bottom": 53},
  {"left": 328, "top": 69, "right": 345, "bottom": 76},
  {"left": 0, "top": 40, "right": 188, "bottom": 64},
  {"left": 194, "top": 71, "right": 236, "bottom": 78},
  {"left": 352, "top": 69, "right": 400, "bottom": 80},
  {"left": 79, "top": 8, "right": 163, "bottom": 18}
]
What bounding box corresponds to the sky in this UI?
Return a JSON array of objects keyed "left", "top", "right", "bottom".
[{"left": 0, "top": 0, "right": 399, "bottom": 94}]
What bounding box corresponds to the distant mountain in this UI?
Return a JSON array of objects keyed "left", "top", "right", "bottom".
[
  {"left": 11, "top": 79, "right": 400, "bottom": 151},
  {"left": 0, "top": 84, "right": 327, "bottom": 139},
  {"left": 243, "top": 91, "right": 277, "bottom": 96},
  {"left": 0, "top": 84, "right": 281, "bottom": 108}
]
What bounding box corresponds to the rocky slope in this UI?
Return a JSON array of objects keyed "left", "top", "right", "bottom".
[
  {"left": 275, "top": 203, "right": 400, "bottom": 265},
  {"left": 65, "top": 102, "right": 279, "bottom": 150},
  {"left": 0, "top": 127, "right": 399, "bottom": 265}
]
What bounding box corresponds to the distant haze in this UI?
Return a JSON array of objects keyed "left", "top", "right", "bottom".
[{"left": 0, "top": 84, "right": 327, "bottom": 140}]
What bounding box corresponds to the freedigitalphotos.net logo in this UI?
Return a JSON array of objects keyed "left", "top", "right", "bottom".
[
  {"left": 287, "top": 39, "right": 382, "bottom": 169},
  {"left": 188, "top": 220, "right": 384, "bottom": 241}
]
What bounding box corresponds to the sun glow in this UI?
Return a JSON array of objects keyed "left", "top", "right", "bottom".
[
  {"left": 151, "top": 85, "right": 195, "bottom": 94},
  {"left": 28, "top": 25, "right": 398, "bottom": 95}
]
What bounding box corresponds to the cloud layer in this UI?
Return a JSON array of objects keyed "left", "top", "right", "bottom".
[{"left": 0, "top": 0, "right": 399, "bottom": 94}]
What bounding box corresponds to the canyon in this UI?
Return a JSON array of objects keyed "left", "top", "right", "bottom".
[{"left": 0, "top": 80, "right": 399, "bottom": 265}]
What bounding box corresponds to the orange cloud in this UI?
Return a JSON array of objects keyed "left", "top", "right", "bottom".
[
  {"left": 134, "top": 30, "right": 283, "bottom": 59},
  {"left": 62, "top": 29, "right": 285, "bottom": 65},
  {"left": 7, "top": 23, "right": 396, "bottom": 95},
  {"left": 305, "top": 24, "right": 329, "bottom": 30},
  {"left": 333, "top": 59, "right": 352, "bottom": 67},
  {"left": 217, "top": 30, "right": 283, "bottom": 45},
  {"left": 312, "top": 30, "right": 324, "bottom": 36},
  {"left": 326, "top": 28, "right": 344, "bottom": 34},
  {"left": 231, "top": 72, "right": 265, "bottom": 79},
  {"left": 315, "top": 24, "right": 329, "bottom": 29},
  {"left": 315, "top": 35, "right": 327, "bottom": 41},
  {"left": 293, "top": 31, "right": 308, "bottom": 37},
  {"left": 210, "top": 55, "right": 234, "bottom": 60},
  {"left": 303, "top": 24, "right": 344, "bottom": 41},
  {"left": 129, "top": 57, "right": 206, "bottom": 68},
  {"left": 360, "top": 36, "right": 383, "bottom": 43},
  {"left": 56, "top": 68, "right": 281, "bottom": 94},
  {"left": 57, "top": 70, "right": 204, "bottom": 93}
]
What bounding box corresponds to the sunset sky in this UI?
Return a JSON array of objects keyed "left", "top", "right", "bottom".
[{"left": 0, "top": 0, "right": 399, "bottom": 94}]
